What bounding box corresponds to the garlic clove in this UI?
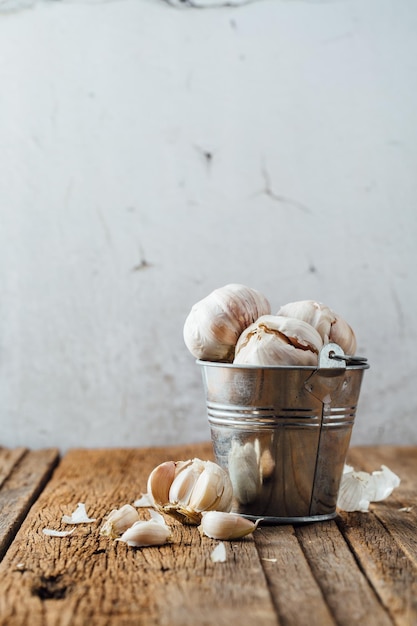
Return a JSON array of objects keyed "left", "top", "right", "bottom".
[
  {"left": 116, "top": 510, "right": 171, "bottom": 547},
  {"left": 234, "top": 315, "right": 323, "bottom": 366},
  {"left": 188, "top": 461, "right": 233, "bottom": 513},
  {"left": 100, "top": 504, "right": 140, "bottom": 539},
  {"left": 199, "top": 511, "right": 262, "bottom": 540},
  {"left": 147, "top": 461, "right": 177, "bottom": 507},
  {"left": 183, "top": 283, "right": 271, "bottom": 362},
  {"left": 168, "top": 459, "right": 204, "bottom": 506}
]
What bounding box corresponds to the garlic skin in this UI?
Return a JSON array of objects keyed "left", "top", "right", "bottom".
[
  {"left": 277, "top": 300, "right": 357, "bottom": 355},
  {"left": 183, "top": 283, "right": 271, "bottom": 362},
  {"left": 147, "top": 458, "right": 233, "bottom": 525},
  {"left": 234, "top": 315, "right": 323, "bottom": 366},
  {"left": 199, "top": 511, "right": 262, "bottom": 540},
  {"left": 100, "top": 504, "right": 140, "bottom": 539},
  {"left": 117, "top": 509, "right": 171, "bottom": 547},
  {"left": 337, "top": 464, "right": 400, "bottom": 512},
  {"left": 61, "top": 503, "right": 96, "bottom": 525}
]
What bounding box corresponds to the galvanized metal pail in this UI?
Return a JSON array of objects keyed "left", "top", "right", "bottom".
[{"left": 198, "top": 343, "right": 369, "bottom": 523}]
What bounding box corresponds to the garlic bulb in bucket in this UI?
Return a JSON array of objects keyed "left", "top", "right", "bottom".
[
  {"left": 183, "top": 283, "right": 271, "bottom": 362},
  {"left": 233, "top": 315, "right": 323, "bottom": 366},
  {"left": 277, "top": 300, "right": 356, "bottom": 355}
]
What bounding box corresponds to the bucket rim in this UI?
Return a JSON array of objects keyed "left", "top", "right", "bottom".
[{"left": 196, "top": 359, "right": 370, "bottom": 372}]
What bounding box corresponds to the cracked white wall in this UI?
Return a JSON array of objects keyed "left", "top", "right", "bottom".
[{"left": 0, "top": 0, "right": 416, "bottom": 451}]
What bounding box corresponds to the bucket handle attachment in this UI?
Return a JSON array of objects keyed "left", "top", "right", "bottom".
[{"left": 318, "top": 343, "right": 368, "bottom": 369}]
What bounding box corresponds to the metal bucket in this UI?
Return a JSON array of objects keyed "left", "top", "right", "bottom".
[{"left": 198, "top": 343, "right": 369, "bottom": 523}]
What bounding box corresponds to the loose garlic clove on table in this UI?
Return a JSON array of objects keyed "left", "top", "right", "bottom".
[
  {"left": 199, "top": 511, "right": 262, "bottom": 540},
  {"left": 147, "top": 458, "right": 234, "bottom": 525},
  {"left": 100, "top": 504, "right": 140, "bottom": 539},
  {"left": 183, "top": 283, "right": 271, "bottom": 362}
]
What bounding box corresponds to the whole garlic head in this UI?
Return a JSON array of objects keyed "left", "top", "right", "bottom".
[
  {"left": 277, "top": 300, "right": 357, "bottom": 355},
  {"left": 183, "top": 284, "right": 271, "bottom": 362},
  {"left": 233, "top": 315, "right": 323, "bottom": 366},
  {"left": 147, "top": 458, "right": 233, "bottom": 525}
]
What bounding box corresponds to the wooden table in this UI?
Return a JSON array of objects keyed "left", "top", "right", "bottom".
[{"left": 0, "top": 443, "right": 416, "bottom": 626}]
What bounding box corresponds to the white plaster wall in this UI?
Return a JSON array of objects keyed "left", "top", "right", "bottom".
[{"left": 0, "top": 0, "right": 416, "bottom": 451}]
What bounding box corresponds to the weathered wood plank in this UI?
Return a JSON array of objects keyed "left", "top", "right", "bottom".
[
  {"left": 0, "top": 447, "right": 27, "bottom": 489},
  {"left": 254, "top": 525, "right": 336, "bottom": 626},
  {"left": 0, "top": 448, "right": 60, "bottom": 561},
  {"left": 295, "top": 520, "right": 393, "bottom": 626},
  {"left": 0, "top": 443, "right": 279, "bottom": 626},
  {"left": 337, "top": 511, "right": 417, "bottom": 626}
]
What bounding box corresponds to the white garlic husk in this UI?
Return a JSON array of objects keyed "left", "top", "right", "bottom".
[
  {"left": 100, "top": 504, "right": 140, "bottom": 539},
  {"left": 117, "top": 509, "right": 171, "bottom": 547},
  {"left": 199, "top": 511, "right": 262, "bottom": 540},
  {"left": 277, "top": 300, "right": 357, "bottom": 355},
  {"left": 183, "top": 283, "right": 271, "bottom": 362},
  {"left": 337, "top": 464, "right": 400, "bottom": 512},
  {"left": 233, "top": 315, "right": 323, "bottom": 366},
  {"left": 147, "top": 458, "right": 233, "bottom": 525}
]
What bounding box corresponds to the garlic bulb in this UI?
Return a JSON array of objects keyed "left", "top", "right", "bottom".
[
  {"left": 183, "top": 283, "right": 271, "bottom": 362},
  {"left": 199, "top": 511, "right": 262, "bottom": 540},
  {"left": 233, "top": 315, "right": 323, "bottom": 366},
  {"left": 100, "top": 504, "right": 140, "bottom": 539},
  {"left": 147, "top": 458, "right": 233, "bottom": 525},
  {"left": 277, "top": 300, "right": 357, "bottom": 355}
]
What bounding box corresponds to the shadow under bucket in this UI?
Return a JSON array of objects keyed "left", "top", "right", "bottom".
[{"left": 198, "top": 343, "right": 369, "bottom": 524}]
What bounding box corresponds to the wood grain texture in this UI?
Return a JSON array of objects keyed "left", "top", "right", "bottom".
[
  {"left": 0, "top": 448, "right": 59, "bottom": 560},
  {"left": 0, "top": 443, "right": 279, "bottom": 626},
  {"left": 254, "top": 525, "right": 336, "bottom": 626}
]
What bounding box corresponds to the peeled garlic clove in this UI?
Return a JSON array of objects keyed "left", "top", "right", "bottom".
[
  {"left": 277, "top": 300, "right": 357, "bottom": 355},
  {"left": 199, "top": 511, "right": 262, "bottom": 540},
  {"left": 147, "top": 458, "right": 233, "bottom": 525},
  {"left": 183, "top": 283, "right": 271, "bottom": 362},
  {"left": 234, "top": 315, "right": 323, "bottom": 366},
  {"left": 100, "top": 504, "right": 140, "bottom": 539},
  {"left": 117, "top": 510, "right": 171, "bottom": 547}
]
